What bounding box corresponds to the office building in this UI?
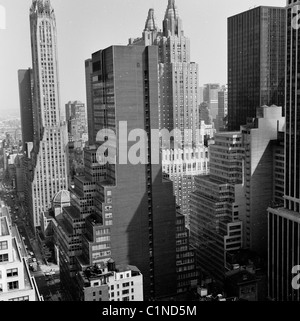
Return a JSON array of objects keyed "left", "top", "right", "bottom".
[
  {"left": 267, "top": 0, "right": 300, "bottom": 301},
  {"left": 228, "top": 6, "right": 286, "bottom": 131},
  {"left": 217, "top": 87, "right": 228, "bottom": 132},
  {"left": 18, "top": 69, "right": 34, "bottom": 153},
  {"left": 130, "top": 1, "right": 206, "bottom": 231},
  {"left": 56, "top": 45, "right": 178, "bottom": 301},
  {"left": 190, "top": 132, "right": 244, "bottom": 282},
  {"left": 20, "top": 0, "right": 68, "bottom": 229},
  {"left": 203, "top": 83, "right": 220, "bottom": 129},
  {"left": 162, "top": 146, "right": 209, "bottom": 229},
  {"left": 65, "top": 101, "right": 88, "bottom": 147},
  {"left": 240, "top": 105, "right": 285, "bottom": 258}
]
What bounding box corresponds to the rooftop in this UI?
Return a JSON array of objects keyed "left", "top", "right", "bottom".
[
  {"left": 52, "top": 190, "right": 71, "bottom": 205},
  {"left": 63, "top": 206, "right": 81, "bottom": 220},
  {"left": 226, "top": 269, "right": 257, "bottom": 286}
]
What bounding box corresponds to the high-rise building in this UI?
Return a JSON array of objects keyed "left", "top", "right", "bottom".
[
  {"left": 267, "top": 0, "right": 300, "bottom": 302},
  {"left": 240, "top": 105, "right": 285, "bottom": 258},
  {"left": 0, "top": 207, "right": 42, "bottom": 301},
  {"left": 228, "top": 6, "right": 286, "bottom": 131},
  {"left": 190, "top": 132, "right": 244, "bottom": 282},
  {"left": 20, "top": 0, "right": 68, "bottom": 229},
  {"left": 18, "top": 69, "right": 34, "bottom": 153},
  {"left": 162, "top": 146, "right": 209, "bottom": 229},
  {"left": 130, "top": 0, "right": 200, "bottom": 146},
  {"left": 57, "top": 45, "right": 179, "bottom": 301},
  {"left": 129, "top": 1, "right": 205, "bottom": 227},
  {"left": 65, "top": 101, "right": 88, "bottom": 155},
  {"left": 217, "top": 87, "right": 228, "bottom": 132},
  {"left": 203, "top": 83, "right": 220, "bottom": 129}
]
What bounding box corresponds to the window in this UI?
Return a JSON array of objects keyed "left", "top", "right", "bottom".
[
  {"left": 0, "top": 241, "right": 8, "bottom": 250},
  {"left": 123, "top": 297, "right": 130, "bottom": 301},
  {"left": 93, "top": 292, "right": 96, "bottom": 296},
  {"left": 123, "top": 282, "right": 130, "bottom": 288},
  {"left": 0, "top": 284, "right": 2, "bottom": 292},
  {"left": 9, "top": 296, "right": 29, "bottom": 301},
  {"left": 0, "top": 254, "right": 8, "bottom": 262},
  {"left": 8, "top": 281, "right": 19, "bottom": 290},
  {"left": 122, "top": 289, "right": 129, "bottom": 295},
  {"left": 7, "top": 268, "right": 18, "bottom": 277},
  {"left": 99, "top": 291, "right": 102, "bottom": 295}
]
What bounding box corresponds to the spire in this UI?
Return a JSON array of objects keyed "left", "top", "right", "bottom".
[
  {"left": 164, "top": 0, "right": 179, "bottom": 21},
  {"left": 30, "top": 0, "right": 53, "bottom": 16},
  {"left": 163, "top": 0, "right": 183, "bottom": 37},
  {"left": 144, "top": 8, "right": 158, "bottom": 31}
]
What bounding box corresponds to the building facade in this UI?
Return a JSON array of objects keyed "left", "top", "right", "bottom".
[
  {"left": 162, "top": 146, "right": 209, "bottom": 229},
  {"left": 228, "top": 6, "right": 286, "bottom": 131},
  {"left": 21, "top": 0, "right": 69, "bottom": 229},
  {"left": 268, "top": 0, "right": 300, "bottom": 301},
  {"left": 0, "top": 210, "right": 42, "bottom": 301},
  {"left": 56, "top": 45, "right": 179, "bottom": 301},
  {"left": 190, "top": 132, "right": 244, "bottom": 282},
  {"left": 65, "top": 100, "right": 88, "bottom": 147},
  {"left": 130, "top": 1, "right": 208, "bottom": 228},
  {"left": 18, "top": 68, "right": 34, "bottom": 153},
  {"left": 75, "top": 260, "right": 143, "bottom": 301},
  {"left": 240, "top": 105, "right": 285, "bottom": 258}
]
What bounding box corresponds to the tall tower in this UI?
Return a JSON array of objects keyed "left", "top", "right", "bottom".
[
  {"left": 24, "top": 0, "right": 68, "bottom": 228},
  {"left": 267, "top": 0, "right": 300, "bottom": 301},
  {"left": 227, "top": 6, "right": 286, "bottom": 131},
  {"left": 129, "top": 1, "right": 203, "bottom": 226},
  {"left": 157, "top": 0, "right": 198, "bottom": 146}
]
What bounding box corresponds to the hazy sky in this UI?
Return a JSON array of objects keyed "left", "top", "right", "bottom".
[{"left": 0, "top": 0, "right": 285, "bottom": 118}]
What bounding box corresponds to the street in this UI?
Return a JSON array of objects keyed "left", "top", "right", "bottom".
[{"left": 0, "top": 180, "right": 63, "bottom": 301}]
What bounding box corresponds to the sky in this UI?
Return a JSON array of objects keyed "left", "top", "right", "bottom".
[{"left": 0, "top": 0, "right": 285, "bottom": 119}]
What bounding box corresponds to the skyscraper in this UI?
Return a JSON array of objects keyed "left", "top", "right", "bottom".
[
  {"left": 130, "top": 1, "right": 204, "bottom": 226},
  {"left": 21, "top": 0, "right": 68, "bottom": 228},
  {"left": 267, "top": 0, "right": 300, "bottom": 301},
  {"left": 65, "top": 100, "right": 88, "bottom": 147},
  {"left": 18, "top": 69, "right": 34, "bottom": 153},
  {"left": 203, "top": 83, "right": 220, "bottom": 130},
  {"left": 228, "top": 6, "right": 286, "bottom": 131},
  {"left": 56, "top": 45, "right": 179, "bottom": 301},
  {"left": 190, "top": 132, "right": 244, "bottom": 282}
]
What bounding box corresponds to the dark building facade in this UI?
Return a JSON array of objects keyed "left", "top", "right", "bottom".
[
  {"left": 228, "top": 6, "right": 286, "bottom": 131},
  {"left": 267, "top": 0, "right": 300, "bottom": 301},
  {"left": 18, "top": 69, "right": 34, "bottom": 152},
  {"left": 57, "top": 45, "right": 179, "bottom": 301}
]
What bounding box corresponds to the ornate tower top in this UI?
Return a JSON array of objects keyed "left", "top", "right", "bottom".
[
  {"left": 30, "top": 0, "right": 53, "bottom": 16},
  {"left": 144, "top": 8, "right": 158, "bottom": 31},
  {"left": 164, "top": 0, "right": 179, "bottom": 21},
  {"left": 163, "top": 0, "right": 183, "bottom": 37}
]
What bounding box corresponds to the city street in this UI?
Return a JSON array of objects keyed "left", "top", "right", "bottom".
[{"left": 0, "top": 181, "right": 62, "bottom": 301}]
